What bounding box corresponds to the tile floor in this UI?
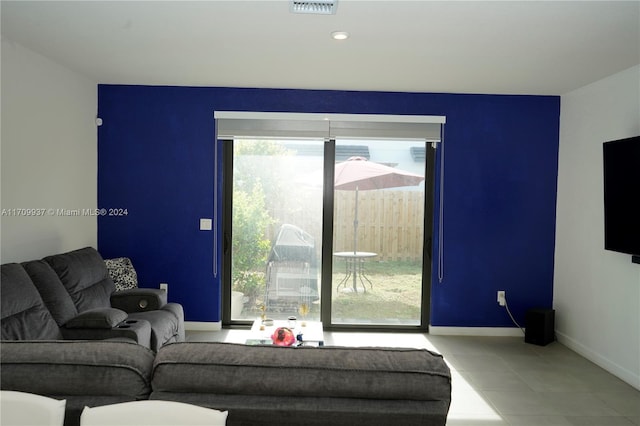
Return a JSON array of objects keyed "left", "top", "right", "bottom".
[{"left": 186, "top": 330, "right": 640, "bottom": 426}]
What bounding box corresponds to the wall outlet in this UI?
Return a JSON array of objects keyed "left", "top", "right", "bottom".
[
  {"left": 497, "top": 290, "right": 506, "bottom": 306},
  {"left": 160, "top": 283, "right": 168, "bottom": 294}
]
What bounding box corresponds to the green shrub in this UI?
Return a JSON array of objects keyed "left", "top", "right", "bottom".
[{"left": 231, "top": 183, "right": 272, "bottom": 306}]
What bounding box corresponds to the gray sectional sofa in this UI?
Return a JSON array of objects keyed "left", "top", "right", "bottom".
[
  {"left": 1, "top": 340, "right": 452, "bottom": 426},
  {"left": 1, "top": 247, "right": 184, "bottom": 350},
  {"left": 1, "top": 247, "right": 452, "bottom": 425}
]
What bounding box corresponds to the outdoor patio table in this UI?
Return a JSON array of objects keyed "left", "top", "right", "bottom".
[{"left": 334, "top": 251, "right": 377, "bottom": 293}]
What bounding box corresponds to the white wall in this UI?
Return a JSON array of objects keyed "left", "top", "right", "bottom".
[
  {"left": 555, "top": 65, "right": 640, "bottom": 389},
  {"left": 0, "top": 37, "right": 98, "bottom": 263}
]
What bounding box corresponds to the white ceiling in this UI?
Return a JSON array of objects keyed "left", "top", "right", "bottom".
[{"left": 1, "top": 0, "right": 639, "bottom": 95}]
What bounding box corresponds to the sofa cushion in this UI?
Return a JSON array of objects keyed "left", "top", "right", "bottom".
[
  {"left": 64, "top": 308, "right": 128, "bottom": 329},
  {"left": 0, "top": 263, "right": 62, "bottom": 340},
  {"left": 152, "top": 343, "right": 452, "bottom": 401},
  {"left": 44, "top": 247, "right": 115, "bottom": 312},
  {"left": 22, "top": 260, "right": 79, "bottom": 326},
  {"left": 0, "top": 341, "right": 154, "bottom": 400},
  {"left": 105, "top": 257, "right": 138, "bottom": 292}
]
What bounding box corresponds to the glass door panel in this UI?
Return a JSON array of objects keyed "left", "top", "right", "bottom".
[
  {"left": 230, "top": 139, "right": 324, "bottom": 322},
  {"left": 331, "top": 139, "right": 425, "bottom": 325}
]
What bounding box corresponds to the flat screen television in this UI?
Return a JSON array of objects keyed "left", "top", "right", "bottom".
[{"left": 602, "top": 135, "right": 640, "bottom": 262}]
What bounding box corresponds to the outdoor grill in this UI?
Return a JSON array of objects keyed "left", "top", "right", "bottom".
[{"left": 265, "top": 224, "right": 319, "bottom": 311}]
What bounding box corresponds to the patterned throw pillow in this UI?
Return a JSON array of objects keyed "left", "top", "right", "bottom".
[{"left": 104, "top": 257, "right": 138, "bottom": 291}]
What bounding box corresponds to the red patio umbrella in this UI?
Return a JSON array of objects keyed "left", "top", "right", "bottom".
[{"left": 334, "top": 157, "right": 424, "bottom": 254}]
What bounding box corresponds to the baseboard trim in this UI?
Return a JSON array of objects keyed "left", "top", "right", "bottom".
[
  {"left": 184, "top": 321, "right": 222, "bottom": 331},
  {"left": 429, "top": 326, "right": 525, "bottom": 337},
  {"left": 555, "top": 330, "right": 640, "bottom": 390}
]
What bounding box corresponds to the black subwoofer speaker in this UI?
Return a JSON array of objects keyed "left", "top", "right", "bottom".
[{"left": 525, "top": 308, "right": 555, "bottom": 346}]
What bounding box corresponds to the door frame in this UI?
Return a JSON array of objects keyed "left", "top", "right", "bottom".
[
  {"left": 320, "top": 140, "right": 435, "bottom": 332},
  {"left": 220, "top": 138, "right": 436, "bottom": 331}
]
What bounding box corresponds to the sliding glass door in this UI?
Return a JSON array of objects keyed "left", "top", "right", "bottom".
[
  {"left": 223, "top": 137, "right": 433, "bottom": 329},
  {"left": 228, "top": 139, "right": 324, "bottom": 322},
  {"left": 216, "top": 112, "right": 442, "bottom": 330},
  {"left": 330, "top": 139, "right": 427, "bottom": 326}
]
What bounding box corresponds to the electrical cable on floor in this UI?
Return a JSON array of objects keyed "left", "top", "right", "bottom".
[{"left": 503, "top": 298, "right": 525, "bottom": 335}]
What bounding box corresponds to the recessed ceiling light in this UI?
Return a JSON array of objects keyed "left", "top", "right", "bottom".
[{"left": 331, "top": 31, "right": 349, "bottom": 40}]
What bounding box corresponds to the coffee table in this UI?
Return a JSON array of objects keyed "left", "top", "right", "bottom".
[{"left": 247, "top": 319, "right": 324, "bottom": 346}]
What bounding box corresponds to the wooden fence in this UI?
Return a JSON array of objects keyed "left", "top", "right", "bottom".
[
  {"left": 268, "top": 190, "right": 424, "bottom": 262},
  {"left": 333, "top": 190, "right": 424, "bottom": 261}
]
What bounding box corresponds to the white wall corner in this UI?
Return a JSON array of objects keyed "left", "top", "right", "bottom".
[
  {"left": 555, "top": 64, "right": 640, "bottom": 392},
  {"left": 556, "top": 330, "right": 640, "bottom": 390}
]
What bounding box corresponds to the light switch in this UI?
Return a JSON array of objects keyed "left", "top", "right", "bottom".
[{"left": 200, "top": 218, "right": 212, "bottom": 231}]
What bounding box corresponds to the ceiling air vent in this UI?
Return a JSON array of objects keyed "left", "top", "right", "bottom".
[{"left": 290, "top": 0, "right": 338, "bottom": 15}]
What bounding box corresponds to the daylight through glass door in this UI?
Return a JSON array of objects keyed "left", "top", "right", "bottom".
[
  {"left": 330, "top": 139, "right": 426, "bottom": 326},
  {"left": 228, "top": 137, "right": 429, "bottom": 328},
  {"left": 230, "top": 139, "right": 324, "bottom": 322}
]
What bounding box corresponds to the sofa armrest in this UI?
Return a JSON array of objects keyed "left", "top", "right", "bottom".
[
  {"left": 61, "top": 317, "right": 152, "bottom": 349},
  {"left": 111, "top": 288, "right": 167, "bottom": 312},
  {"left": 64, "top": 307, "right": 127, "bottom": 329}
]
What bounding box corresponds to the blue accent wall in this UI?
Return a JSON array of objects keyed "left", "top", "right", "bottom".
[{"left": 97, "top": 86, "right": 560, "bottom": 326}]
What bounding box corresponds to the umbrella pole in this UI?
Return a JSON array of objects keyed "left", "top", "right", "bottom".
[
  {"left": 353, "top": 186, "right": 358, "bottom": 255},
  {"left": 353, "top": 186, "right": 359, "bottom": 292}
]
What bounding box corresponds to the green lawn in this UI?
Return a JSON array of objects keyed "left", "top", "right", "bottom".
[
  {"left": 331, "top": 260, "right": 422, "bottom": 323},
  {"left": 241, "top": 261, "right": 424, "bottom": 324}
]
